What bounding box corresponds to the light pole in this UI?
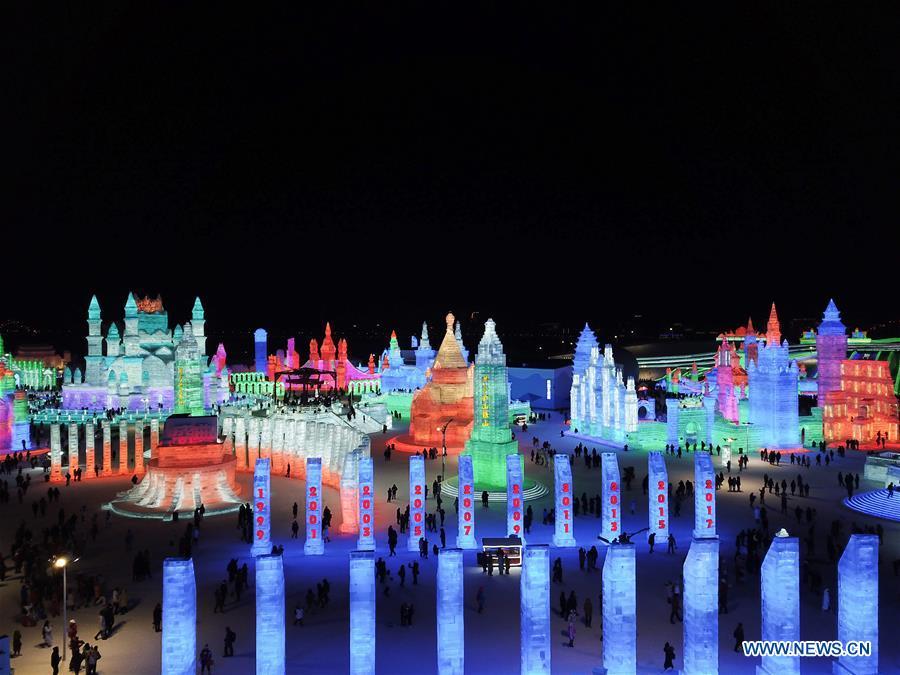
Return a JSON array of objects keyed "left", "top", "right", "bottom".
[
  {"left": 52, "top": 555, "right": 78, "bottom": 660},
  {"left": 438, "top": 418, "right": 454, "bottom": 482}
]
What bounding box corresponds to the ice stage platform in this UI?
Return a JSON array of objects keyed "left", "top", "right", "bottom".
[
  {"left": 843, "top": 489, "right": 900, "bottom": 522},
  {"left": 438, "top": 475, "right": 549, "bottom": 502}
]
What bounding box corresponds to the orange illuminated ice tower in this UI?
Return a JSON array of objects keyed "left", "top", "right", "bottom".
[{"left": 408, "top": 313, "right": 474, "bottom": 449}]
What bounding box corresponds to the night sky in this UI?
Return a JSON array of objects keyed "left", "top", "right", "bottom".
[{"left": 4, "top": 5, "right": 899, "bottom": 357}]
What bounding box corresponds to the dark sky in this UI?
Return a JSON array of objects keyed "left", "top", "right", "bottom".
[{"left": 4, "top": 4, "right": 899, "bottom": 353}]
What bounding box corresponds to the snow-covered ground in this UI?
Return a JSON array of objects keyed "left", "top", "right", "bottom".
[{"left": 2, "top": 415, "right": 898, "bottom": 674}]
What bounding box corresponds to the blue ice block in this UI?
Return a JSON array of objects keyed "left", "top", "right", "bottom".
[
  {"left": 602, "top": 543, "right": 636, "bottom": 675},
  {"left": 437, "top": 548, "right": 464, "bottom": 675},
  {"left": 349, "top": 551, "right": 376, "bottom": 675},
  {"left": 683, "top": 536, "right": 719, "bottom": 674},
  {"left": 162, "top": 558, "right": 196, "bottom": 675},
  {"left": 456, "top": 455, "right": 477, "bottom": 549},
  {"left": 552, "top": 453, "right": 577, "bottom": 547},
  {"left": 255, "top": 554, "right": 285, "bottom": 675},
  {"left": 521, "top": 544, "right": 551, "bottom": 674}
]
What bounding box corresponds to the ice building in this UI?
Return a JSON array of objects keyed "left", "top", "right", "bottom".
[
  {"left": 62, "top": 294, "right": 229, "bottom": 411},
  {"left": 824, "top": 360, "right": 899, "bottom": 443},
  {"left": 747, "top": 304, "right": 800, "bottom": 448},
  {"left": 379, "top": 323, "right": 434, "bottom": 393},
  {"left": 569, "top": 324, "right": 638, "bottom": 444},
  {"left": 463, "top": 319, "right": 517, "bottom": 488}
]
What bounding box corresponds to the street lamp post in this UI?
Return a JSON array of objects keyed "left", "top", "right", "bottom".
[
  {"left": 53, "top": 556, "right": 78, "bottom": 660},
  {"left": 438, "top": 418, "right": 454, "bottom": 482}
]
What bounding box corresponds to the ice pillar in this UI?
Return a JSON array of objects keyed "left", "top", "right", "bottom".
[
  {"left": 134, "top": 422, "right": 144, "bottom": 476},
  {"left": 833, "top": 534, "right": 879, "bottom": 675},
  {"left": 601, "top": 452, "right": 621, "bottom": 542},
  {"left": 161, "top": 558, "right": 196, "bottom": 675},
  {"left": 758, "top": 533, "right": 800, "bottom": 675},
  {"left": 248, "top": 417, "right": 261, "bottom": 464},
  {"left": 305, "top": 457, "right": 324, "bottom": 555},
  {"left": 506, "top": 453, "right": 524, "bottom": 539},
  {"left": 150, "top": 417, "right": 159, "bottom": 457},
  {"left": 68, "top": 422, "right": 78, "bottom": 473},
  {"left": 552, "top": 453, "right": 576, "bottom": 547},
  {"left": 602, "top": 543, "right": 636, "bottom": 675},
  {"left": 349, "top": 550, "right": 376, "bottom": 675},
  {"left": 408, "top": 455, "right": 426, "bottom": 551},
  {"left": 101, "top": 420, "right": 111, "bottom": 476},
  {"left": 340, "top": 450, "right": 360, "bottom": 534},
  {"left": 251, "top": 458, "right": 272, "bottom": 557},
  {"left": 85, "top": 422, "right": 95, "bottom": 479},
  {"left": 50, "top": 424, "right": 62, "bottom": 482},
  {"left": 648, "top": 451, "right": 668, "bottom": 542},
  {"left": 437, "top": 548, "right": 464, "bottom": 675},
  {"left": 357, "top": 457, "right": 375, "bottom": 550},
  {"left": 520, "top": 544, "right": 551, "bottom": 675},
  {"left": 693, "top": 452, "right": 716, "bottom": 538},
  {"left": 456, "top": 455, "right": 476, "bottom": 549},
  {"left": 255, "top": 554, "right": 285, "bottom": 675},
  {"left": 118, "top": 420, "right": 129, "bottom": 474},
  {"left": 235, "top": 416, "right": 248, "bottom": 471},
  {"left": 683, "top": 537, "right": 719, "bottom": 675},
  {"left": 254, "top": 328, "right": 268, "bottom": 373}
]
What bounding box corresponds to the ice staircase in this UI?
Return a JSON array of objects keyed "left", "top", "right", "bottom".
[{"left": 843, "top": 489, "right": 900, "bottom": 522}]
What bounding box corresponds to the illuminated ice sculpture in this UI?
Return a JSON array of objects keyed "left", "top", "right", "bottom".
[
  {"left": 357, "top": 457, "right": 375, "bottom": 550},
  {"left": 251, "top": 458, "right": 272, "bottom": 557},
  {"left": 693, "top": 452, "right": 716, "bottom": 538},
  {"left": 601, "top": 452, "right": 621, "bottom": 542},
  {"left": 552, "top": 454, "right": 576, "bottom": 547},
  {"left": 102, "top": 420, "right": 111, "bottom": 476},
  {"left": 408, "top": 454, "right": 426, "bottom": 551},
  {"left": 162, "top": 557, "right": 196, "bottom": 675},
  {"left": 305, "top": 457, "right": 324, "bottom": 555},
  {"left": 506, "top": 453, "right": 524, "bottom": 540},
  {"left": 758, "top": 531, "right": 800, "bottom": 675},
  {"left": 349, "top": 550, "right": 376, "bottom": 675},
  {"left": 456, "top": 455, "right": 476, "bottom": 549},
  {"left": 255, "top": 554, "right": 285, "bottom": 675},
  {"left": 521, "top": 544, "right": 551, "bottom": 675},
  {"left": 648, "top": 452, "right": 668, "bottom": 543},
  {"left": 683, "top": 537, "right": 719, "bottom": 675},
  {"left": 602, "top": 543, "right": 636, "bottom": 675},
  {"left": 437, "top": 548, "right": 464, "bottom": 675},
  {"left": 834, "top": 534, "right": 879, "bottom": 675}
]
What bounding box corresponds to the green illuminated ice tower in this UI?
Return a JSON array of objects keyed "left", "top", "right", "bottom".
[
  {"left": 174, "top": 322, "right": 205, "bottom": 416},
  {"left": 464, "top": 319, "right": 518, "bottom": 489}
]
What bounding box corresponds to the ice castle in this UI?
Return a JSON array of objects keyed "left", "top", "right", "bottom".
[
  {"left": 379, "top": 322, "right": 435, "bottom": 393},
  {"left": 568, "top": 323, "right": 638, "bottom": 444},
  {"left": 747, "top": 304, "right": 800, "bottom": 448},
  {"left": 61, "top": 294, "right": 229, "bottom": 411}
]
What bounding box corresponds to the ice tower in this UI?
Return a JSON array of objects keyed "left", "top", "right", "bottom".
[
  {"left": 463, "top": 319, "right": 517, "bottom": 488},
  {"left": 816, "top": 299, "right": 847, "bottom": 406},
  {"left": 570, "top": 338, "right": 637, "bottom": 444},
  {"left": 174, "top": 323, "right": 204, "bottom": 416}
]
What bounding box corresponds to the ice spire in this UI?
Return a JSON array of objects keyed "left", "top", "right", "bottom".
[{"left": 766, "top": 303, "right": 781, "bottom": 346}]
